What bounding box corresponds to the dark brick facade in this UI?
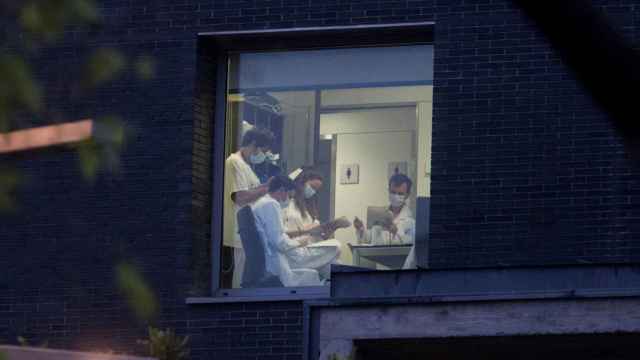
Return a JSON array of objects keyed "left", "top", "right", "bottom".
[{"left": 1, "top": 1, "right": 639, "bottom": 359}]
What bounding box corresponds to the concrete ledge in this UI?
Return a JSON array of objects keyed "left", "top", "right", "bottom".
[
  {"left": 331, "top": 263, "right": 640, "bottom": 300},
  {"left": 0, "top": 346, "right": 155, "bottom": 360},
  {"left": 310, "top": 297, "right": 640, "bottom": 360}
]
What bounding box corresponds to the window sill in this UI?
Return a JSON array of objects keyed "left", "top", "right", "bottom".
[{"left": 186, "top": 286, "right": 330, "bottom": 304}]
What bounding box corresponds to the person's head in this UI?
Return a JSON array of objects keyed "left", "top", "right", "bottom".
[
  {"left": 240, "top": 128, "right": 275, "bottom": 164},
  {"left": 388, "top": 173, "right": 412, "bottom": 208},
  {"left": 293, "top": 169, "right": 324, "bottom": 220},
  {"left": 296, "top": 169, "right": 324, "bottom": 199},
  {"left": 268, "top": 175, "right": 296, "bottom": 207}
]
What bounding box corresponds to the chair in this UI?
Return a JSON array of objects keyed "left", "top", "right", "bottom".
[{"left": 236, "top": 206, "right": 283, "bottom": 288}]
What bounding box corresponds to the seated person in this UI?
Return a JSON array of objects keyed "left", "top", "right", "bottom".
[
  {"left": 353, "top": 173, "right": 417, "bottom": 269},
  {"left": 252, "top": 175, "right": 325, "bottom": 286},
  {"left": 283, "top": 169, "right": 342, "bottom": 280}
]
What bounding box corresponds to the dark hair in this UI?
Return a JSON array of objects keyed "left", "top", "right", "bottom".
[
  {"left": 389, "top": 173, "right": 413, "bottom": 194},
  {"left": 241, "top": 128, "right": 274, "bottom": 148},
  {"left": 293, "top": 168, "right": 324, "bottom": 221},
  {"left": 268, "top": 175, "right": 295, "bottom": 193}
]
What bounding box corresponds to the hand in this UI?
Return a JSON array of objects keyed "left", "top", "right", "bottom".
[
  {"left": 320, "top": 225, "right": 336, "bottom": 240},
  {"left": 385, "top": 223, "right": 398, "bottom": 235},
  {"left": 265, "top": 176, "right": 274, "bottom": 187},
  {"left": 298, "top": 238, "right": 311, "bottom": 247},
  {"left": 353, "top": 217, "right": 363, "bottom": 231},
  {"left": 308, "top": 225, "right": 324, "bottom": 237}
]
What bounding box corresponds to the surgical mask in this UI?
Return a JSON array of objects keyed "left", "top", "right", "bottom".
[
  {"left": 249, "top": 151, "right": 266, "bottom": 164},
  {"left": 303, "top": 184, "right": 316, "bottom": 199},
  {"left": 265, "top": 151, "right": 279, "bottom": 162},
  {"left": 279, "top": 198, "right": 291, "bottom": 209},
  {"left": 389, "top": 193, "right": 406, "bottom": 208}
]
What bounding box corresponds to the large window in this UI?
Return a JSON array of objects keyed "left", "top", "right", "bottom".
[{"left": 219, "top": 44, "right": 433, "bottom": 291}]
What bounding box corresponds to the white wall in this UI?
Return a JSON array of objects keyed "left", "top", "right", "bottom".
[
  {"left": 320, "top": 107, "right": 416, "bottom": 135},
  {"left": 417, "top": 102, "right": 433, "bottom": 197},
  {"left": 322, "top": 86, "right": 433, "bottom": 196},
  {"left": 331, "top": 130, "right": 415, "bottom": 265},
  {"left": 321, "top": 85, "right": 433, "bottom": 107}
]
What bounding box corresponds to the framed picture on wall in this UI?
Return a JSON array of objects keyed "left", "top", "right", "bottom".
[{"left": 340, "top": 164, "right": 359, "bottom": 184}]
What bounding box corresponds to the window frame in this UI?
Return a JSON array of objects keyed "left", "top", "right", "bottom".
[{"left": 203, "top": 22, "right": 435, "bottom": 301}]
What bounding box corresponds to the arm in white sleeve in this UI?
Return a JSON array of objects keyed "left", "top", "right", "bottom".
[
  {"left": 261, "top": 201, "right": 300, "bottom": 252},
  {"left": 395, "top": 218, "right": 416, "bottom": 245}
]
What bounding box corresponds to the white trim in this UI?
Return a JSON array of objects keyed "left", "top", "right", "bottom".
[
  {"left": 187, "top": 286, "right": 330, "bottom": 304},
  {"left": 198, "top": 21, "right": 435, "bottom": 37}
]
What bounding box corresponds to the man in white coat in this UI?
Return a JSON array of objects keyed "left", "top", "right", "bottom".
[
  {"left": 224, "top": 128, "right": 274, "bottom": 288},
  {"left": 353, "top": 173, "right": 417, "bottom": 269},
  {"left": 252, "top": 175, "right": 322, "bottom": 287}
]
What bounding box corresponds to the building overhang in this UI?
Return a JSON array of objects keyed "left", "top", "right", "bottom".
[{"left": 305, "top": 264, "right": 640, "bottom": 360}]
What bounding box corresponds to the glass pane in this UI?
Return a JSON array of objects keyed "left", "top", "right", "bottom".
[{"left": 221, "top": 45, "right": 433, "bottom": 289}]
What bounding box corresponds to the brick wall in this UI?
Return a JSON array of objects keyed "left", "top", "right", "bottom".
[
  {"left": 1, "top": 1, "right": 639, "bottom": 359},
  {"left": 429, "top": 0, "right": 640, "bottom": 268}
]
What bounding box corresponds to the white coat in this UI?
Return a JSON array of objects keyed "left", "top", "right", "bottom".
[
  {"left": 252, "top": 195, "right": 321, "bottom": 287},
  {"left": 282, "top": 202, "right": 341, "bottom": 279},
  {"left": 224, "top": 151, "right": 262, "bottom": 287},
  {"left": 357, "top": 203, "right": 415, "bottom": 246}
]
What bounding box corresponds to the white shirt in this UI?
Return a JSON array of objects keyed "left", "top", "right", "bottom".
[
  {"left": 224, "top": 151, "right": 262, "bottom": 247},
  {"left": 357, "top": 203, "right": 415, "bottom": 246},
  {"left": 252, "top": 194, "right": 319, "bottom": 286},
  {"left": 283, "top": 201, "right": 320, "bottom": 241}
]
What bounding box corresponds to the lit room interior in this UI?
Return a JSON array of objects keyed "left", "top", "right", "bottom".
[{"left": 222, "top": 45, "right": 433, "bottom": 288}]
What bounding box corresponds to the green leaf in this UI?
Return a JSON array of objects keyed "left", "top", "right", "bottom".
[
  {"left": 0, "top": 54, "right": 43, "bottom": 116},
  {"left": 147, "top": 326, "right": 190, "bottom": 360},
  {"left": 84, "top": 48, "right": 126, "bottom": 88},
  {"left": 77, "top": 139, "right": 100, "bottom": 181},
  {"left": 0, "top": 167, "right": 21, "bottom": 213},
  {"left": 19, "top": 0, "right": 101, "bottom": 42},
  {"left": 75, "top": 116, "right": 127, "bottom": 181},
  {"left": 17, "top": 335, "right": 29, "bottom": 346},
  {"left": 68, "top": 0, "right": 100, "bottom": 23},
  {"left": 0, "top": 349, "right": 7, "bottom": 360},
  {"left": 19, "top": 2, "right": 45, "bottom": 34},
  {"left": 116, "top": 263, "right": 158, "bottom": 323},
  {"left": 135, "top": 56, "right": 157, "bottom": 80}
]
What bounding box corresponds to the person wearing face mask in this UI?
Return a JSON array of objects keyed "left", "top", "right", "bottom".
[
  {"left": 224, "top": 128, "right": 275, "bottom": 288},
  {"left": 353, "top": 174, "right": 416, "bottom": 267},
  {"left": 251, "top": 175, "right": 322, "bottom": 287},
  {"left": 282, "top": 169, "right": 342, "bottom": 281}
]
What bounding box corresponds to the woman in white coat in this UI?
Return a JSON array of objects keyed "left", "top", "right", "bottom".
[{"left": 282, "top": 169, "right": 341, "bottom": 280}]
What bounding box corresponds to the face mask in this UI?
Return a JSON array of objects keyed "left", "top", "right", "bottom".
[
  {"left": 304, "top": 183, "right": 316, "bottom": 199},
  {"left": 389, "top": 193, "right": 406, "bottom": 208},
  {"left": 265, "top": 151, "right": 279, "bottom": 162},
  {"left": 249, "top": 151, "right": 266, "bottom": 164},
  {"left": 279, "top": 198, "right": 291, "bottom": 209}
]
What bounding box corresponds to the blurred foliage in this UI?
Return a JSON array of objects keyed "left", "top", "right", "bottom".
[
  {"left": 0, "top": 55, "right": 42, "bottom": 132},
  {"left": 0, "top": 166, "right": 21, "bottom": 213},
  {"left": 0, "top": 0, "right": 156, "bottom": 212},
  {"left": 16, "top": 336, "right": 27, "bottom": 346},
  {"left": 135, "top": 56, "right": 157, "bottom": 81},
  {"left": 16, "top": 335, "right": 48, "bottom": 348},
  {"left": 76, "top": 116, "right": 128, "bottom": 181},
  {"left": 116, "top": 262, "right": 159, "bottom": 323},
  {"left": 328, "top": 354, "right": 353, "bottom": 360},
  {"left": 19, "top": 0, "right": 99, "bottom": 43},
  {"left": 139, "top": 327, "right": 190, "bottom": 360},
  {"left": 0, "top": 349, "right": 6, "bottom": 360},
  {"left": 84, "top": 48, "right": 126, "bottom": 88}
]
